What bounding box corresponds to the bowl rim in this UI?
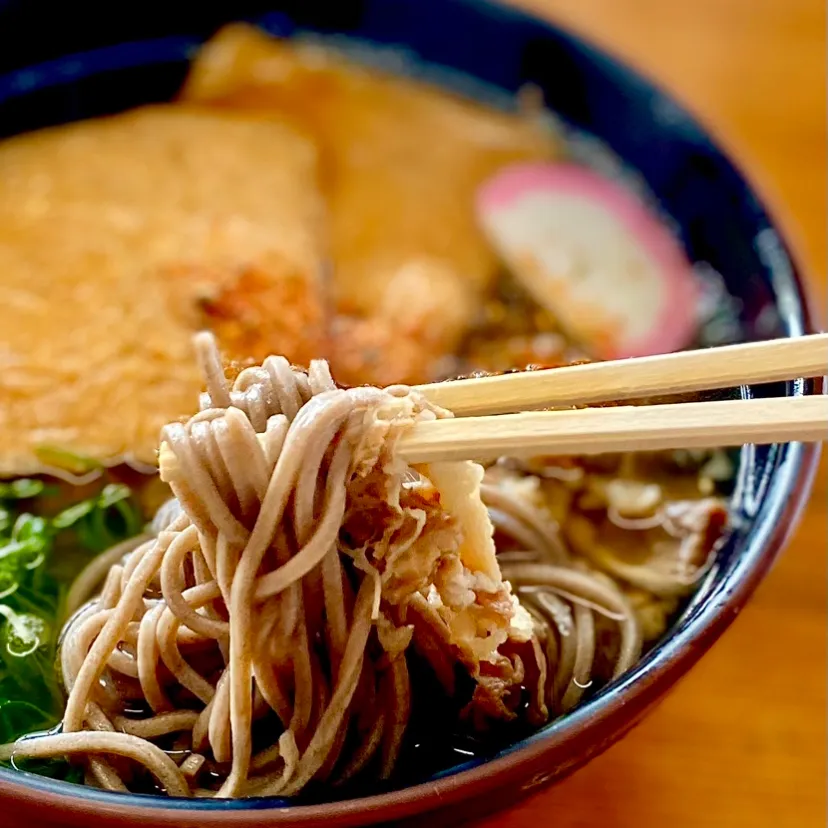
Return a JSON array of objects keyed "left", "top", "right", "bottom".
[{"left": 0, "top": 1, "right": 821, "bottom": 824}]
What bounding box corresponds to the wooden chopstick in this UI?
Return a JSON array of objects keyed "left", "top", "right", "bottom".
[
  {"left": 157, "top": 389, "right": 826, "bottom": 476},
  {"left": 158, "top": 335, "right": 827, "bottom": 476},
  {"left": 397, "top": 395, "right": 828, "bottom": 464},
  {"left": 414, "top": 334, "right": 828, "bottom": 416}
]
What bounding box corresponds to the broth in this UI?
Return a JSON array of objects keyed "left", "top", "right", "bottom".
[{"left": 0, "top": 25, "right": 733, "bottom": 801}]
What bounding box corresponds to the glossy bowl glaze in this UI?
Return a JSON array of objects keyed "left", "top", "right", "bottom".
[{"left": 0, "top": 1, "right": 820, "bottom": 826}]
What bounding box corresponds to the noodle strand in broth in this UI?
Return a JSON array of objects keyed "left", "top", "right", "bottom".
[{"left": 0, "top": 333, "right": 727, "bottom": 798}]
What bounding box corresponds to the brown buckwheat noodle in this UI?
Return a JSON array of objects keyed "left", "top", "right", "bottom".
[{"left": 0, "top": 332, "right": 657, "bottom": 799}]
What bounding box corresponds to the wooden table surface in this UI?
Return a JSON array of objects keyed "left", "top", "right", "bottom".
[{"left": 474, "top": 2, "right": 827, "bottom": 827}]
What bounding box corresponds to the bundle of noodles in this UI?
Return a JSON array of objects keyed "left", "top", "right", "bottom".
[
  {"left": 0, "top": 333, "right": 540, "bottom": 798},
  {"left": 0, "top": 336, "right": 727, "bottom": 797}
]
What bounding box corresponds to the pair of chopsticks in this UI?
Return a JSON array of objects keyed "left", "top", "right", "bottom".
[{"left": 399, "top": 335, "right": 828, "bottom": 463}]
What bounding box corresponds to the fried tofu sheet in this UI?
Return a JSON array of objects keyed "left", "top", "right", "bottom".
[
  {"left": 0, "top": 106, "right": 326, "bottom": 474},
  {"left": 182, "top": 24, "right": 558, "bottom": 385},
  {"left": 0, "top": 28, "right": 558, "bottom": 474}
]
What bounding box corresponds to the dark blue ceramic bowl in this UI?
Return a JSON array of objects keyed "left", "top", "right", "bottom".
[{"left": 0, "top": 1, "right": 820, "bottom": 826}]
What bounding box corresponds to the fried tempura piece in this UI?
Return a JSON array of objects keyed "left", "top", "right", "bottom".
[
  {"left": 182, "top": 24, "right": 559, "bottom": 384},
  {"left": 0, "top": 106, "right": 326, "bottom": 474}
]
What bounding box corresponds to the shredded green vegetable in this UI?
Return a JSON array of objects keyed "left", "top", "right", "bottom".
[
  {"left": 0, "top": 478, "right": 141, "bottom": 781},
  {"left": 32, "top": 447, "right": 102, "bottom": 476}
]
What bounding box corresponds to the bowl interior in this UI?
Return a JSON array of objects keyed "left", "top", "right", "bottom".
[{"left": 0, "top": 0, "right": 818, "bottom": 815}]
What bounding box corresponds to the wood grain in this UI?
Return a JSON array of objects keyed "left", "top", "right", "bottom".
[
  {"left": 416, "top": 335, "right": 828, "bottom": 415},
  {"left": 399, "top": 397, "right": 828, "bottom": 463},
  {"left": 471, "top": 1, "right": 826, "bottom": 826}
]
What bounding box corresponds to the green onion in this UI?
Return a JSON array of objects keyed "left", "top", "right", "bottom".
[
  {"left": 55, "top": 483, "right": 143, "bottom": 552},
  {"left": 32, "top": 447, "right": 101, "bottom": 476},
  {"left": 0, "top": 606, "right": 48, "bottom": 659},
  {"left": 0, "top": 480, "right": 45, "bottom": 501},
  {"left": 0, "top": 477, "right": 143, "bottom": 780},
  {"left": 50, "top": 500, "right": 96, "bottom": 530}
]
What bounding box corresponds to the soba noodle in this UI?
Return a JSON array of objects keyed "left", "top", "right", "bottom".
[{"left": 0, "top": 333, "right": 725, "bottom": 799}]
